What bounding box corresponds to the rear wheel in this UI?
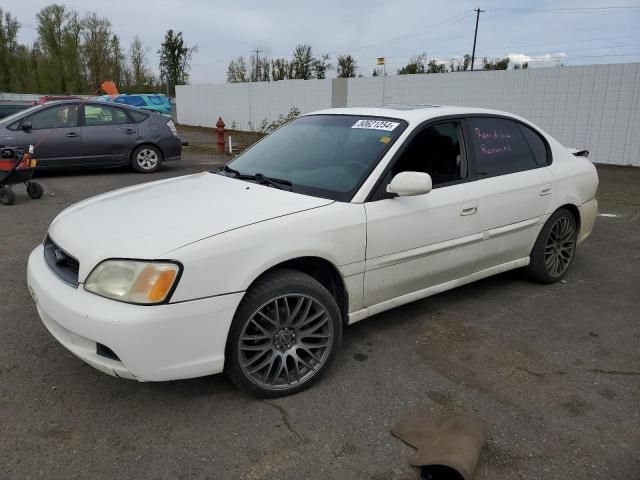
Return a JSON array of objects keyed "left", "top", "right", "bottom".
[
  {"left": 0, "top": 187, "right": 15, "bottom": 205},
  {"left": 226, "top": 269, "right": 342, "bottom": 397},
  {"left": 26, "top": 182, "right": 43, "bottom": 199},
  {"left": 131, "top": 145, "right": 162, "bottom": 173},
  {"left": 527, "top": 208, "right": 578, "bottom": 283}
]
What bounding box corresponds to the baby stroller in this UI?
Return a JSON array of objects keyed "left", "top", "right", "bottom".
[{"left": 0, "top": 146, "right": 43, "bottom": 206}]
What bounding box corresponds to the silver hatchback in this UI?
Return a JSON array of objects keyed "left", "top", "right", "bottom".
[{"left": 0, "top": 100, "right": 182, "bottom": 173}]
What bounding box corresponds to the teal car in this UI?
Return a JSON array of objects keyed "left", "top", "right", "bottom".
[{"left": 107, "top": 94, "right": 172, "bottom": 116}]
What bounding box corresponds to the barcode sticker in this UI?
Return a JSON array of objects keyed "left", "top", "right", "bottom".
[{"left": 352, "top": 119, "right": 400, "bottom": 131}]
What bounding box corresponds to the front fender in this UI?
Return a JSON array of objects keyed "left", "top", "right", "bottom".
[{"left": 167, "top": 202, "right": 367, "bottom": 303}]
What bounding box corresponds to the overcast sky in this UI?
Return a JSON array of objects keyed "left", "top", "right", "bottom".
[{"left": 10, "top": 0, "right": 640, "bottom": 83}]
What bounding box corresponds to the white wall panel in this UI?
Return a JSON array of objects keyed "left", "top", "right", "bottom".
[{"left": 176, "top": 63, "right": 640, "bottom": 166}]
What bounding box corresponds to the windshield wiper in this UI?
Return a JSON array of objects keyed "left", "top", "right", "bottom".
[
  {"left": 217, "top": 165, "right": 292, "bottom": 191},
  {"left": 218, "top": 164, "right": 240, "bottom": 176},
  {"left": 245, "top": 172, "right": 292, "bottom": 191}
]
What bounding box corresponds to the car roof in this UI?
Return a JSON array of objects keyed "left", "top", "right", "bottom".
[
  {"left": 30, "top": 98, "right": 158, "bottom": 113},
  {"left": 306, "top": 105, "right": 527, "bottom": 125}
]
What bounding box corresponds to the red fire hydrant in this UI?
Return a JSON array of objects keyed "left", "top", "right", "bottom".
[{"left": 215, "top": 117, "right": 225, "bottom": 155}]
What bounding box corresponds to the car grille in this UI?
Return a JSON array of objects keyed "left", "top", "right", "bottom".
[{"left": 43, "top": 236, "right": 80, "bottom": 287}]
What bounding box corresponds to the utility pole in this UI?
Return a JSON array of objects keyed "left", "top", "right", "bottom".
[
  {"left": 470, "top": 8, "right": 484, "bottom": 71},
  {"left": 253, "top": 49, "right": 261, "bottom": 82}
]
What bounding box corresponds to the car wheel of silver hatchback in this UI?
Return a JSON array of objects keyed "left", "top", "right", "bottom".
[{"left": 132, "top": 145, "right": 162, "bottom": 173}]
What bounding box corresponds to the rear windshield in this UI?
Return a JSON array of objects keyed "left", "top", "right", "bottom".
[
  {"left": 115, "top": 96, "right": 146, "bottom": 107},
  {"left": 148, "top": 95, "right": 168, "bottom": 105},
  {"left": 225, "top": 115, "right": 407, "bottom": 201}
]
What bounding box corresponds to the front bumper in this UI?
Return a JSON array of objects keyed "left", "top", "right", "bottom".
[{"left": 27, "top": 245, "right": 243, "bottom": 381}]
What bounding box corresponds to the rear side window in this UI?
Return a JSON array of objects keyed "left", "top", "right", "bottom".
[
  {"left": 127, "top": 110, "right": 149, "bottom": 123},
  {"left": 518, "top": 123, "right": 549, "bottom": 166},
  {"left": 467, "top": 117, "right": 537, "bottom": 177},
  {"left": 84, "top": 105, "right": 129, "bottom": 126}
]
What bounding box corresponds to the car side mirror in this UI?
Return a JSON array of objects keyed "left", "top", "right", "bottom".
[
  {"left": 386, "top": 171, "right": 432, "bottom": 197},
  {"left": 21, "top": 120, "right": 33, "bottom": 131}
]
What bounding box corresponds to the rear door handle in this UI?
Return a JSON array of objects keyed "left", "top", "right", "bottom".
[
  {"left": 66, "top": 132, "right": 78, "bottom": 138},
  {"left": 540, "top": 184, "right": 553, "bottom": 196},
  {"left": 124, "top": 128, "right": 136, "bottom": 134},
  {"left": 461, "top": 202, "right": 478, "bottom": 216}
]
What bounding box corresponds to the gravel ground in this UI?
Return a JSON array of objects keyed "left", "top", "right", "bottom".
[{"left": 1, "top": 129, "right": 638, "bottom": 480}]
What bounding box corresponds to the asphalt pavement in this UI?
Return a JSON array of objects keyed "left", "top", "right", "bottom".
[{"left": 1, "top": 132, "right": 639, "bottom": 479}]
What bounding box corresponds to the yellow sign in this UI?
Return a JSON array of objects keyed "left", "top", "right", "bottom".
[
  {"left": 377, "top": 57, "right": 385, "bottom": 65},
  {"left": 379, "top": 136, "right": 391, "bottom": 144}
]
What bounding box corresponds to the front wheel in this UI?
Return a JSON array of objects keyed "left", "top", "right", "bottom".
[
  {"left": 527, "top": 208, "right": 578, "bottom": 283},
  {"left": 0, "top": 187, "right": 15, "bottom": 205},
  {"left": 131, "top": 145, "right": 162, "bottom": 173},
  {"left": 26, "top": 182, "right": 44, "bottom": 199},
  {"left": 226, "top": 270, "right": 342, "bottom": 397}
]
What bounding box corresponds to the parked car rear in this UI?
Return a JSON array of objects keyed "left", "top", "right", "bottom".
[{"left": 0, "top": 100, "right": 181, "bottom": 173}]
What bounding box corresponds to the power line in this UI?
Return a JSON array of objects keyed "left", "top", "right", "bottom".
[
  {"left": 326, "top": 10, "right": 475, "bottom": 55},
  {"left": 476, "top": 33, "right": 640, "bottom": 53},
  {"left": 489, "top": 5, "right": 640, "bottom": 13}
]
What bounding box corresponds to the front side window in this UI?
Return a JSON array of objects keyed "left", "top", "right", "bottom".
[
  {"left": 467, "top": 117, "right": 537, "bottom": 177},
  {"left": 84, "top": 105, "right": 129, "bottom": 126},
  {"left": 224, "top": 115, "right": 407, "bottom": 201},
  {"left": 27, "top": 104, "right": 79, "bottom": 130},
  {"left": 390, "top": 121, "right": 466, "bottom": 187}
]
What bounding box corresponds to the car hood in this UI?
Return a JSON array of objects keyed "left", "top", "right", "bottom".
[{"left": 48, "top": 172, "right": 333, "bottom": 280}]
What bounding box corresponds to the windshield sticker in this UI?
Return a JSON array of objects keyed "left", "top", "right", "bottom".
[
  {"left": 352, "top": 119, "right": 400, "bottom": 131},
  {"left": 379, "top": 136, "right": 391, "bottom": 144}
]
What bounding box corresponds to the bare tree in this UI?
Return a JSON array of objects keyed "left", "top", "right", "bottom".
[
  {"left": 270, "top": 58, "right": 289, "bottom": 81},
  {"left": 82, "top": 12, "right": 112, "bottom": 91},
  {"left": 226, "top": 56, "right": 248, "bottom": 83},
  {"left": 63, "top": 11, "right": 83, "bottom": 92},
  {"left": 337, "top": 54, "right": 357, "bottom": 78},
  {"left": 129, "top": 35, "right": 151, "bottom": 89},
  {"left": 36, "top": 4, "right": 69, "bottom": 91},
  {"left": 312, "top": 53, "right": 332, "bottom": 79},
  {"left": 397, "top": 53, "right": 428, "bottom": 75}
]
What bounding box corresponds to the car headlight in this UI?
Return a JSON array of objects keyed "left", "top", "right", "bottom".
[{"left": 84, "top": 260, "right": 181, "bottom": 305}]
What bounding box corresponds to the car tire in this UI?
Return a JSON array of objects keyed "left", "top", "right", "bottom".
[
  {"left": 131, "top": 145, "right": 162, "bottom": 173},
  {"left": 225, "top": 269, "right": 343, "bottom": 398},
  {"left": 0, "top": 187, "right": 15, "bottom": 205},
  {"left": 527, "top": 208, "right": 578, "bottom": 284},
  {"left": 26, "top": 182, "right": 44, "bottom": 199}
]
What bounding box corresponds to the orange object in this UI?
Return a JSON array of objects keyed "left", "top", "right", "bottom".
[
  {"left": 101, "top": 81, "right": 119, "bottom": 97},
  {"left": 216, "top": 117, "right": 225, "bottom": 155}
]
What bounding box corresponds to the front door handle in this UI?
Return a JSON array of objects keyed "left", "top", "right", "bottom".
[
  {"left": 540, "top": 184, "right": 552, "bottom": 196},
  {"left": 461, "top": 202, "right": 478, "bottom": 216},
  {"left": 66, "top": 132, "right": 78, "bottom": 138}
]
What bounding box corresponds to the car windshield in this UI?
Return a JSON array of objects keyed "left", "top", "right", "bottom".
[{"left": 224, "top": 115, "right": 407, "bottom": 201}]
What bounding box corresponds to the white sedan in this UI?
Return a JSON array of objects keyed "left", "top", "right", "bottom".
[{"left": 27, "top": 106, "right": 598, "bottom": 397}]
